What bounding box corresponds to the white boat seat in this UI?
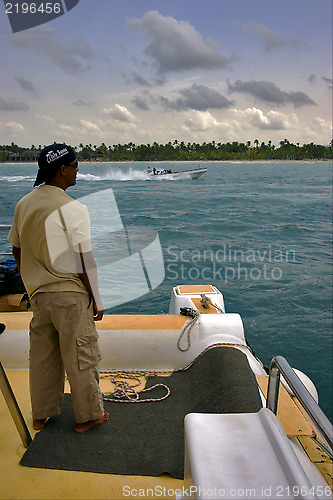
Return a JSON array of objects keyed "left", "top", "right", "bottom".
[{"left": 183, "top": 408, "right": 316, "bottom": 499}]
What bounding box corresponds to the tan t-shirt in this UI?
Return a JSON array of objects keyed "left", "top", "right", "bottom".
[{"left": 8, "top": 185, "right": 91, "bottom": 298}]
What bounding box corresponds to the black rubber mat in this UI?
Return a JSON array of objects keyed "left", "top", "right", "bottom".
[{"left": 20, "top": 347, "right": 262, "bottom": 479}]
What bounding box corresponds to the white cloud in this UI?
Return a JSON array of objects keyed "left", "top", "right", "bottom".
[
  {"left": 184, "top": 111, "right": 222, "bottom": 132},
  {"left": 59, "top": 120, "right": 101, "bottom": 137},
  {"left": 231, "top": 108, "right": 298, "bottom": 130},
  {"left": 80, "top": 120, "right": 101, "bottom": 133},
  {"left": 35, "top": 114, "right": 55, "bottom": 123},
  {"left": 3, "top": 121, "right": 24, "bottom": 134},
  {"left": 311, "top": 117, "right": 331, "bottom": 136},
  {"left": 58, "top": 124, "right": 78, "bottom": 136},
  {"left": 183, "top": 107, "right": 298, "bottom": 135},
  {"left": 101, "top": 104, "right": 138, "bottom": 123}
]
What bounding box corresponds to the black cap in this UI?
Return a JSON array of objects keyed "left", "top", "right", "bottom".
[{"left": 34, "top": 144, "right": 76, "bottom": 186}]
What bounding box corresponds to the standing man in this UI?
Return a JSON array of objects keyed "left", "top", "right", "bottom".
[{"left": 8, "top": 143, "right": 108, "bottom": 433}]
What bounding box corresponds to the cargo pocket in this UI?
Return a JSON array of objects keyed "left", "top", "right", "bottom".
[{"left": 76, "top": 334, "right": 102, "bottom": 370}]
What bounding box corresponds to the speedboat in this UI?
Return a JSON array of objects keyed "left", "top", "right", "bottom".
[
  {"left": 0, "top": 283, "right": 332, "bottom": 499},
  {"left": 147, "top": 166, "right": 207, "bottom": 180}
]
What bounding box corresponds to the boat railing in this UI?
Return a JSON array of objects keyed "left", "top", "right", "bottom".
[
  {"left": 0, "top": 358, "right": 32, "bottom": 448},
  {"left": 0, "top": 224, "right": 32, "bottom": 448},
  {"left": 267, "top": 355, "right": 333, "bottom": 457}
]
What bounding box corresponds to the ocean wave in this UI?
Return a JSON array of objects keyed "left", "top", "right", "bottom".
[{"left": 0, "top": 175, "right": 35, "bottom": 182}]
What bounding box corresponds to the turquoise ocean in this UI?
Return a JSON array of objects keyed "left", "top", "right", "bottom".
[{"left": 0, "top": 161, "right": 332, "bottom": 421}]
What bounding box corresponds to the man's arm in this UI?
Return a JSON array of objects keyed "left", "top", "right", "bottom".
[
  {"left": 77, "top": 250, "right": 104, "bottom": 321},
  {"left": 12, "top": 246, "right": 21, "bottom": 271}
]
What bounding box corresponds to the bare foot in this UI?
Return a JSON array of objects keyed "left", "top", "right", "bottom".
[
  {"left": 33, "top": 418, "right": 47, "bottom": 430},
  {"left": 74, "top": 410, "right": 109, "bottom": 434}
]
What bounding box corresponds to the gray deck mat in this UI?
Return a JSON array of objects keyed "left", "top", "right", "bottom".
[{"left": 20, "top": 347, "right": 262, "bottom": 479}]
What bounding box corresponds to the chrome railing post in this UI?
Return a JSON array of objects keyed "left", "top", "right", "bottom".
[
  {"left": 267, "top": 356, "right": 333, "bottom": 453},
  {"left": 0, "top": 360, "right": 32, "bottom": 448},
  {"left": 267, "top": 363, "right": 280, "bottom": 415},
  {"left": 1, "top": 227, "right": 32, "bottom": 448}
]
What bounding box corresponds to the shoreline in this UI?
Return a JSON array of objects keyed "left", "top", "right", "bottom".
[{"left": 0, "top": 158, "right": 330, "bottom": 166}]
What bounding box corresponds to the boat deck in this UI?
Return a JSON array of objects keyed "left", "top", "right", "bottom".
[
  {"left": 0, "top": 294, "right": 332, "bottom": 499},
  {"left": 2, "top": 366, "right": 332, "bottom": 499}
]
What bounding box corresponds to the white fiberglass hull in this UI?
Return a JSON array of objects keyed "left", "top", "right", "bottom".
[{"left": 148, "top": 168, "right": 207, "bottom": 180}]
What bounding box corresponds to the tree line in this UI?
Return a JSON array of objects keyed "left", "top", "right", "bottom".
[{"left": 1, "top": 139, "right": 332, "bottom": 162}]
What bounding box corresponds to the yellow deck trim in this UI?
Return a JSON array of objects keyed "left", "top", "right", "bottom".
[
  {"left": 0, "top": 311, "right": 33, "bottom": 328},
  {"left": 178, "top": 285, "right": 215, "bottom": 294},
  {"left": 99, "top": 315, "right": 187, "bottom": 330},
  {"left": 0, "top": 293, "right": 28, "bottom": 309},
  {"left": 0, "top": 370, "right": 183, "bottom": 499},
  {"left": 256, "top": 375, "right": 316, "bottom": 437},
  {"left": 298, "top": 436, "right": 333, "bottom": 489},
  {"left": 0, "top": 312, "right": 187, "bottom": 331}
]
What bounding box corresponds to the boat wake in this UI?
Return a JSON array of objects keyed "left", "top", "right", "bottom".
[
  {"left": 0, "top": 170, "right": 149, "bottom": 183},
  {"left": 0, "top": 167, "right": 202, "bottom": 183},
  {"left": 78, "top": 168, "right": 149, "bottom": 182},
  {"left": 0, "top": 175, "right": 35, "bottom": 182}
]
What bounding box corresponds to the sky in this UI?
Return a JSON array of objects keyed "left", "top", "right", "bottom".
[{"left": 1, "top": 0, "right": 332, "bottom": 149}]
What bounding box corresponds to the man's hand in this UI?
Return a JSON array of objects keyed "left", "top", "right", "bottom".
[
  {"left": 12, "top": 246, "right": 21, "bottom": 270},
  {"left": 93, "top": 301, "right": 104, "bottom": 321},
  {"left": 77, "top": 251, "right": 104, "bottom": 320}
]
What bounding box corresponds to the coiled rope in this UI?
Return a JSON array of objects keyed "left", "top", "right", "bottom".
[{"left": 101, "top": 371, "right": 170, "bottom": 403}]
